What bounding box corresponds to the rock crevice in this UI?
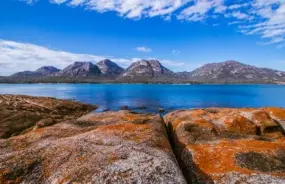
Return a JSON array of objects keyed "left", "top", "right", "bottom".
[{"left": 164, "top": 108, "right": 285, "bottom": 184}]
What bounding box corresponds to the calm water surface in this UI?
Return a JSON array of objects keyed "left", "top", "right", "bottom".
[{"left": 1, "top": 84, "right": 285, "bottom": 113}]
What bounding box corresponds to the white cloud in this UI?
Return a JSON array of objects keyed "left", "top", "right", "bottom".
[
  {"left": 232, "top": 11, "right": 253, "bottom": 20},
  {"left": 228, "top": 3, "right": 249, "bottom": 10},
  {"left": 0, "top": 40, "right": 187, "bottom": 76},
  {"left": 23, "top": 0, "right": 225, "bottom": 21},
  {"left": 19, "top": 0, "right": 285, "bottom": 47},
  {"left": 20, "top": 0, "right": 36, "bottom": 4},
  {"left": 237, "top": 1, "right": 285, "bottom": 44},
  {"left": 160, "top": 59, "right": 184, "bottom": 67},
  {"left": 177, "top": 0, "right": 225, "bottom": 21},
  {"left": 228, "top": 21, "right": 242, "bottom": 25},
  {"left": 73, "top": 0, "right": 192, "bottom": 19},
  {"left": 0, "top": 40, "right": 132, "bottom": 75},
  {"left": 135, "top": 46, "right": 152, "bottom": 52},
  {"left": 172, "top": 49, "right": 181, "bottom": 55},
  {"left": 50, "top": 0, "right": 68, "bottom": 4}
]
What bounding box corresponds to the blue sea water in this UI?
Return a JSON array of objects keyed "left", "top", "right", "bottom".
[{"left": 1, "top": 84, "right": 285, "bottom": 113}]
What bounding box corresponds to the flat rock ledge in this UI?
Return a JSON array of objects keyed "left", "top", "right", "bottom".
[
  {"left": 0, "top": 94, "right": 97, "bottom": 138},
  {"left": 164, "top": 108, "right": 285, "bottom": 184}
]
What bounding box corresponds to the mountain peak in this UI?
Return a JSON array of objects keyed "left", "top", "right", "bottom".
[
  {"left": 36, "top": 66, "right": 60, "bottom": 74},
  {"left": 11, "top": 71, "right": 40, "bottom": 77},
  {"left": 121, "top": 59, "right": 173, "bottom": 78},
  {"left": 54, "top": 61, "right": 101, "bottom": 77},
  {"left": 96, "top": 59, "right": 124, "bottom": 75},
  {"left": 73, "top": 61, "right": 93, "bottom": 66},
  {"left": 97, "top": 59, "right": 112, "bottom": 64},
  {"left": 187, "top": 60, "right": 285, "bottom": 82},
  {"left": 223, "top": 60, "right": 240, "bottom": 64},
  {"left": 11, "top": 66, "right": 60, "bottom": 77}
]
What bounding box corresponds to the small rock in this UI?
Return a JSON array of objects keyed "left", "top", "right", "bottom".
[
  {"left": 158, "top": 108, "right": 165, "bottom": 113},
  {"left": 137, "top": 106, "right": 147, "bottom": 110},
  {"left": 102, "top": 108, "right": 111, "bottom": 112},
  {"left": 120, "top": 105, "right": 129, "bottom": 110}
]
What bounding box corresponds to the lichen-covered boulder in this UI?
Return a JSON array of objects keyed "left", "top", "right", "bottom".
[
  {"left": 164, "top": 108, "right": 285, "bottom": 184},
  {"left": 0, "top": 95, "right": 97, "bottom": 138},
  {"left": 0, "top": 110, "right": 186, "bottom": 184}
]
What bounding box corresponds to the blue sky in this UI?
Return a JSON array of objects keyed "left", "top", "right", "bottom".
[{"left": 0, "top": 0, "right": 285, "bottom": 75}]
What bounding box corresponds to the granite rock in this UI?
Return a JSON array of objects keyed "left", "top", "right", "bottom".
[
  {"left": 164, "top": 108, "right": 285, "bottom": 184},
  {"left": 0, "top": 110, "right": 186, "bottom": 184},
  {"left": 0, "top": 95, "right": 97, "bottom": 138}
]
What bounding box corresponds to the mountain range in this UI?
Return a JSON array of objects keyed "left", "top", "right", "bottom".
[{"left": 6, "top": 59, "right": 285, "bottom": 84}]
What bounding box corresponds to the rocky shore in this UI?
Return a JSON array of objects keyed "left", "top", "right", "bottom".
[{"left": 1, "top": 95, "right": 285, "bottom": 183}]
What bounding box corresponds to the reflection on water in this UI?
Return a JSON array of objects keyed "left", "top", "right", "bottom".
[{"left": 1, "top": 84, "right": 285, "bottom": 113}]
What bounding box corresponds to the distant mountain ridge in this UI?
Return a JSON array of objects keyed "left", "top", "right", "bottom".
[
  {"left": 54, "top": 62, "right": 101, "bottom": 77},
  {"left": 183, "top": 60, "right": 285, "bottom": 82},
  {"left": 12, "top": 66, "right": 60, "bottom": 77},
  {"left": 8, "top": 59, "right": 285, "bottom": 83}
]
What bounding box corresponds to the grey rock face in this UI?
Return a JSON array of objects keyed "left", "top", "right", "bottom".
[
  {"left": 54, "top": 62, "right": 101, "bottom": 77},
  {"left": 96, "top": 59, "right": 124, "bottom": 75},
  {"left": 185, "top": 60, "right": 285, "bottom": 81},
  {"left": 122, "top": 59, "right": 173, "bottom": 78}
]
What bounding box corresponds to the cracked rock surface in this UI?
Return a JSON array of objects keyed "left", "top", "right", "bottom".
[
  {"left": 164, "top": 108, "right": 285, "bottom": 184},
  {"left": 0, "top": 96, "right": 186, "bottom": 184}
]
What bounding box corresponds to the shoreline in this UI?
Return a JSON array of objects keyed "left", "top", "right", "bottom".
[{"left": 1, "top": 94, "right": 285, "bottom": 183}]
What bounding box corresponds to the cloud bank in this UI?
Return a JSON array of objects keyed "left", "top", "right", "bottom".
[
  {"left": 0, "top": 40, "right": 186, "bottom": 76},
  {"left": 21, "top": 0, "right": 285, "bottom": 46}
]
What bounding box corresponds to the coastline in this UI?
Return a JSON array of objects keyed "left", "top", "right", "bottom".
[
  {"left": 1, "top": 75, "right": 285, "bottom": 85},
  {"left": 1, "top": 94, "right": 285, "bottom": 183}
]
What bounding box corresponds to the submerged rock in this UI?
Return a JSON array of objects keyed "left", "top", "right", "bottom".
[
  {"left": 0, "top": 109, "right": 186, "bottom": 184},
  {"left": 0, "top": 95, "right": 97, "bottom": 138},
  {"left": 164, "top": 108, "right": 285, "bottom": 184}
]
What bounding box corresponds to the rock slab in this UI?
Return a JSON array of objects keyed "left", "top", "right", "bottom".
[
  {"left": 0, "top": 109, "right": 186, "bottom": 184},
  {"left": 164, "top": 108, "right": 285, "bottom": 184},
  {"left": 0, "top": 95, "right": 97, "bottom": 138}
]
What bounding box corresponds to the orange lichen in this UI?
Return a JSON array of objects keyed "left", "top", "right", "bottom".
[
  {"left": 187, "top": 138, "right": 285, "bottom": 178},
  {"left": 193, "top": 118, "right": 214, "bottom": 129},
  {"left": 252, "top": 111, "right": 273, "bottom": 124},
  {"left": 166, "top": 108, "right": 285, "bottom": 183},
  {"left": 265, "top": 107, "right": 285, "bottom": 119},
  {"left": 168, "top": 115, "right": 192, "bottom": 130},
  {"left": 223, "top": 115, "right": 256, "bottom": 135},
  {"left": 58, "top": 176, "right": 71, "bottom": 184},
  {"left": 96, "top": 123, "right": 152, "bottom": 143},
  {"left": 122, "top": 113, "right": 152, "bottom": 122}
]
